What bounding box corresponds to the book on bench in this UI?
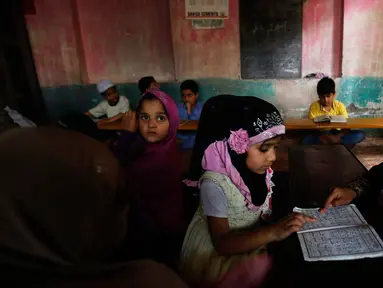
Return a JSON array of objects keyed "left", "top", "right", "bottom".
[
  {"left": 313, "top": 115, "right": 347, "bottom": 123},
  {"left": 293, "top": 204, "right": 383, "bottom": 261}
]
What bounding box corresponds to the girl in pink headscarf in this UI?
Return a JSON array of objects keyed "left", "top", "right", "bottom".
[
  {"left": 179, "top": 96, "right": 315, "bottom": 287},
  {"left": 114, "top": 89, "right": 186, "bottom": 269}
]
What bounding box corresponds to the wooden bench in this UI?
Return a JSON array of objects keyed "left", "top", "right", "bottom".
[{"left": 99, "top": 118, "right": 383, "bottom": 131}]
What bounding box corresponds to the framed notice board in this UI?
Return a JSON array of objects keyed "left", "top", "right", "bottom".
[{"left": 240, "top": 0, "right": 303, "bottom": 79}]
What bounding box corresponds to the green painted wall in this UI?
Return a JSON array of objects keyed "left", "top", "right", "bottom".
[{"left": 42, "top": 77, "right": 383, "bottom": 122}]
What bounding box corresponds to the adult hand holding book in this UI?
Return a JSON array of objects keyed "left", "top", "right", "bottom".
[{"left": 320, "top": 187, "right": 358, "bottom": 213}]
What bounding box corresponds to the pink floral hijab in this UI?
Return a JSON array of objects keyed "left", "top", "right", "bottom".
[{"left": 201, "top": 97, "right": 285, "bottom": 213}]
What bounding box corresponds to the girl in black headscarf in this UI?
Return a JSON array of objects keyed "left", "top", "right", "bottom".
[{"left": 180, "top": 95, "right": 315, "bottom": 287}]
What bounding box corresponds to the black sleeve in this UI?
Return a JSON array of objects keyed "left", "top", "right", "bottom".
[
  {"left": 112, "top": 131, "right": 144, "bottom": 167},
  {"left": 346, "top": 162, "right": 383, "bottom": 198},
  {"left": 365, "top": 162, "right": 383, "bottom": 196}
]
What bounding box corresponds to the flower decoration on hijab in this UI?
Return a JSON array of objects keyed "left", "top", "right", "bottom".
[
  {"left": 228, "top": 129, "right": 249, "bottom": 154},
  {"left": 228, "top": 111, "right": 285, "bottom": 155}
]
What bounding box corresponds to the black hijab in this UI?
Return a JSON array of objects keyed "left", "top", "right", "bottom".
[
  {"left": 185, "top": 95, "right": 284, "bottom": 206},
  {"left": 228, "top": 150, "right": 269, "bottom": 206}
]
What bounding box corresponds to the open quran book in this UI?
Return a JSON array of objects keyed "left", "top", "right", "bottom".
[
  {"left": 293, "top": 204, "right": 383, "bottom": 261},
  {"left": 313, "top": 115, "right": 347, "bottom": 123}
]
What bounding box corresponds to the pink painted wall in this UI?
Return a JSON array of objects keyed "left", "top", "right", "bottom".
[
  {"left": 25, "top": 0, "right": 82, "bottom": 87},
  {"left": 76, "top": 0, "right": 175, "bottom": 84},
  {"left": 169, "top": 0, "right": 240, "bottom": 80},
  {"left": 302, "top": 0, "right": 342, "bottom": 77},
  {"left": 343, "top": 0, "right": 383, "bottom": 77},
  {"left": 27, "top": 0, "right": 383, "bottom": 87},
  {"left": 25, "top": 0, "right": 175, "bottom": 87}
]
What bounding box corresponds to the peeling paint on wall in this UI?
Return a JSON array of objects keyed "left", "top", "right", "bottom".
[
  {"left": 274, "top": 79, "right": 319, "bottom": 117},
  {"left": 25, "top": 1, "right": 81, "bottom": 87},
  {"left": 338, "top": 77, "right": 383, "bottom": 116},
  {"left": 302, "top": 0, "right": 342, "bottom": 77},
  {"left": 343, "top": 0, "right": 383, "bottom": 77},
  {"left": 25, "top": 0, "right": 175, "bottom": 86},
  {"left": 76, "top": 0, "right": 175, "bottom": 83}
]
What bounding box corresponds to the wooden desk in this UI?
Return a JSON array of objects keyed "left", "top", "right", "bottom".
[
  {"left": 288, "top": 145, "right": 366, "bottom": 208},
  {"left": 179, "top": 118, "right": 383, "bottom": 131},
  {"left": 99, "top": 118, "right": 383, "bottom": 131},
  {"left": 98, "top": 120, "right": 200, "bottom": 131},
  {"left": 178, "top": 118, "right": 383, "bottom": 131},
  {"left": 285, "top": 117, "right": 383, "bottom": 130},
  {"left": 178, "top": 120, "right": 199, "bottom": 131},
  {"left": 98, "top": 121, "right": 124, "bottom": 131}
]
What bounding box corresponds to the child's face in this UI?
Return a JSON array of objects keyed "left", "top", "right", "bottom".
[
  {"left": 104, "top": 87, "right": 119, "bottom": 106},
  {"left": 138, "top": 99, "right": 169, "bottom": 143},
  {"left": 181, "top": 89, "right": 199, "bottom": 106},
  {"left": 319, "top": 93, "right": 335, "bottom": 108},
  {"left": 246, "top": 136, "right": 281, "bottom": 174}
]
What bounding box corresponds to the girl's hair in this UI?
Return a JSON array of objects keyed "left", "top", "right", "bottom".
[
  {"left": 136, "top": 93, "right": 168, "bottom": 116},
  {"left": 180, "top": 79, "right": 199, "bottom": 94},
  {"left": 138, "top": 76, "right": 156, "bottom": 94}
]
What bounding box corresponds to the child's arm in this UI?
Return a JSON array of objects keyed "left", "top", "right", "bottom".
[
  {"left": 209, "top": 214, "right": 314, "bottom": 256},
  {"left": 87, "top": 102, "right": 106, "bottom": 119},
  {"left": 186, "top": 102, "right": 192, "bottom": 116},
  {"left": 201, "top": 180, "right": 315, "bottom": 256},
  {"left": 97, "top": 113, "right": 124, "bottom": 127},
  {"left": 177, "top": 103, "right": 188, "bottom": 120},
  {"left": 97, "top": 97, "right": 130, "bottom": 126},
  {"left": 113, "top": 111, "right": 142, "bottom": 166},
  {"left": 208, "top": 217, "right": 274, "bottom": 255}
]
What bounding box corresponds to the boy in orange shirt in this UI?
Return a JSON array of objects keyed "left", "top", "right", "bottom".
[{"left": 303, "top": 77, "right": 365, "bottom": 145}]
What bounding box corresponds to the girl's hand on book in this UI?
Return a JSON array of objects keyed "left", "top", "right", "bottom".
[
  {"left": 320, "top": 187, "right": 357, "bottom": 213},
  {"left": 269, "top": 213, "right": 316, "bottom": 242}
]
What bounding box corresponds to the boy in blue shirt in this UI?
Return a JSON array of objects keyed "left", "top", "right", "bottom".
[{"left": 177, "top": 80, "right": 203, "bottom": 149}]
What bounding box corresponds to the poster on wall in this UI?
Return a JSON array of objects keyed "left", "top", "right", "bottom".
[
  {"left": 192, "top": 19, "right": 224, "bottom": 29},
  {"left": 186, "top": 0, "right": 229, "bottom": 19}
]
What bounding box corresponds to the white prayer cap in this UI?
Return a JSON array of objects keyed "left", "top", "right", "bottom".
[{"left": 97, "top": 80, "right": 115, "bottom": 94}]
